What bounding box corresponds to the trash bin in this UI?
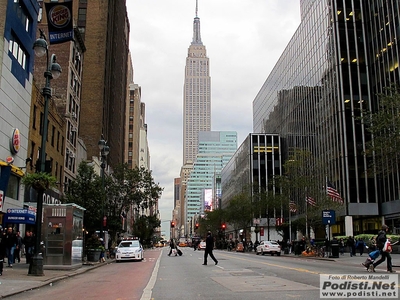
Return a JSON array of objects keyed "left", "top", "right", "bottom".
[{"left": 330, "top": 243, "right": 339, "bottom": 258}]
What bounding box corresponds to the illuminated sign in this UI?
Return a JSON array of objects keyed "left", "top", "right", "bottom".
[
  {"left": 10, "top": 128, "right": 20, "bottom": 154},
  {"left": 204, "top": 189, "right": 213, "bottom": 211}
]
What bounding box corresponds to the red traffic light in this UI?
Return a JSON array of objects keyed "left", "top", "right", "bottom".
[
  {"left": 221, "top": 224, "right": 226, "bottom": 230},
  {"left": 171, "top": 221, "right": 175, "bottom": 228},
  {"left": 195, "top": 223, "right": 199, "bottom": 229}
]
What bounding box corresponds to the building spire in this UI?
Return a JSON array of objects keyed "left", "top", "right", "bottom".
[{"left": 192, "top": 0, "right": 202, "bottom": 45}]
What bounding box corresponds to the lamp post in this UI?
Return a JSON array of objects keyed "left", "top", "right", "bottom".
[
  {"left": 98, "top": 136, "right": 110, "bottom": 240},
  {"left": 29, "top": 30, "right": 62, "bottom": 276}
]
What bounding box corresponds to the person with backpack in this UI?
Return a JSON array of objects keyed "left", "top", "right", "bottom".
[{"left": 370, "top": 224, "right": 396, "bottom": 273}]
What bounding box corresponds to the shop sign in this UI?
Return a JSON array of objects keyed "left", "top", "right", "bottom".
[{"left": 10, "top": 128, "right": 21, "bottom": 154}]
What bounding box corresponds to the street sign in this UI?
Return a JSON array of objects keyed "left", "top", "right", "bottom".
[{"left": 322, "top": 209, "right": 336, "bottom": 225}]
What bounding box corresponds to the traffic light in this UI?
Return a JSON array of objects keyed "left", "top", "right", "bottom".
[
  {"left": 171, "top": 221, "right": 175, "bottom": 228},
  {"left": 195, "top": 223, "right": 199, "bottom": 230},
  {"left": 221, "top": 223, "right": 226, "bottom": 231}
]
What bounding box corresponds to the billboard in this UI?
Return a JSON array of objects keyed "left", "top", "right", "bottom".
[{"left": 203, "top": 189, "right": 213, "bottom": 212}]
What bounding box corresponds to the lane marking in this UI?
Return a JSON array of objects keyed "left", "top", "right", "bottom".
[
  {"left": 217, "top": 252, "right": 400, "bottom": 287},
  {"left": 140, "top": 249, "right": 162, "bottom": 300},
  {"left": 218, "top": 252, "right": 320, "bottom": 275}
]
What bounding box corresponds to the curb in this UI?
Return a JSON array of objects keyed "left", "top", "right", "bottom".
[{"left": 1, "top": 260, "right": 114, "bottom": 299}]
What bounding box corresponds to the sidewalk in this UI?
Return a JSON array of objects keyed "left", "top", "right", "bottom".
[
  {"left": 262, "top": 250, "right": 400, "bottom": 268},
  {"left": 0, "top": 257, "right": 111, "bottom": 299}
]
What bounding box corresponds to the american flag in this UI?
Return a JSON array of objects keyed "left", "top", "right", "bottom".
[
  {"left": 327, "top": 181, "right": 344, "bottom": 204},
  {"left": 289, "top": 201, "right": 297, "bottom": 213},
  {"left": 306, "top": 196, "right": 316, "bottom": 206}
]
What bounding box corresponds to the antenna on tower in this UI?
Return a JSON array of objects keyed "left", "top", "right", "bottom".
[{"left": 195, "top": 0, "right": 198, "bottom": 17}]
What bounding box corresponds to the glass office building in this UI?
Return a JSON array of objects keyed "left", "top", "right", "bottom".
[
  {"left": 252, "top": 0, "right": 400, "bottom": 235},
  {"left": 185, "top": 131, "right": 237, "bottom": 222}
]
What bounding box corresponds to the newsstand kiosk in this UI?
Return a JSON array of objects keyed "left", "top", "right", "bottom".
[{"left": 42, "top": 203, "right": 85, "bottom": 269}]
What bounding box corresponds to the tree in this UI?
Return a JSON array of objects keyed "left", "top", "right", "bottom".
[
  {"left": 281, "top": 148, "right": 343, "bottom": 238},
  {"left": 64, "top": 161, "right": 104, "bottom": 233},
  {"left": 106, "top": 164, "right": 163, "bottom": 242},
  {"left": 225, "top": 192, "right": 253, "bottom": 242},
  {"left": 22, "top": 172, "right": 57, "bottom": 192},
  {"left": 362, "top": 85, "right": 400, "bottom": 175},
  {"left": 132, "top": 215, "right": 161, "bottom": 247}
]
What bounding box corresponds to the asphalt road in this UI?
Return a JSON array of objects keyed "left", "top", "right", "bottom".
[
  {"left": 4, "top": 248, "right": 400, "bottom": 300},
  {"left": 151, "top": 248, "right": 399, "bottom": 300}
]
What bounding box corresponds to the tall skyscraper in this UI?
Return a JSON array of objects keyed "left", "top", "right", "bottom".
[
  {"left": 182, "top": 1, "right": 211, "bottom": 165},
  {"left": 79, "top": 0, "right": 129, "bottom": 169},
  {"left": 185, "top": 131, "right": 237, "bottom": 223},
  {"left": 251, "top": 0, "right": 400, "bottom": 235}
]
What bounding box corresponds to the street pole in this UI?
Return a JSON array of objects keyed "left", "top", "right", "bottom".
[
  {"left": 29, "top": 31, "right": 61, "bottom": 276},
  {"left": 98, "top": 137, "right": 109, "bottom": 240}
]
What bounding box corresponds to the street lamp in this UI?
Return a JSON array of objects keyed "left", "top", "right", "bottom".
[
  {"left": 98, "top": 136, "right": 110, "bottom": 240},
  {"left": 29, "top": 30, "right": 62, "bottom": 276}
]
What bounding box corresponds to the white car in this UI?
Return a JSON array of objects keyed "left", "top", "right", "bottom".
[
  {"left": 116, "top": 240, "right": 144, "bottom": 262},
  {"left": 256, "top": 241, "right": 281, "bottom": 256},
  {"left": 198, "top": 241, "right": 206, "bottom": 250}
]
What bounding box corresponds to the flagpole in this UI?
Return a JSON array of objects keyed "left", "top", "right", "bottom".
[
  {"left": 305, "top": 187, "right": 309, "bottom": 238},
  {"left": 289, "top": 205, "right": 292, "bottom": 243},
  {"left": 305, "top": 197, "right": 308, "bottom": 238}
]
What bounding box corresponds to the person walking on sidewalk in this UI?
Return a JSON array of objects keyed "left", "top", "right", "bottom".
[
  {"left": 347, "top": 236, "right": 355, "bottom": 257},
  {"left": 23, "top": 230, "right": 35, "bottom": 264},
  {"left": 0, "top": 227, "right": 6, "bottom": 275},
  {"left": 203, "top": 231, "right": 218, "bottom": 266},
  {"left": 4, "top": 227, "right": 17, "bottom": 268},
  {"left": 14, "top": 231, "right": 22, "bottom": 263},
  {"left": 370, "top": 224, "right": 396, "bottom": 273},
  {"left": 356, "top": 238, "right": 366, "bottom": 256}
]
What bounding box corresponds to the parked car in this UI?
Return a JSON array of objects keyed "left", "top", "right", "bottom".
[
  {"left": 256, "top": 240, "right": 281, "bottom": 256},
  {"left": 116, "top": 239, "right": 144, "bottom": 262}
]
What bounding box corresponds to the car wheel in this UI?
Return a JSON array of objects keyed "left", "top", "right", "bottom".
[
  {"left": 256, "top": 251, "right": 259, "bottom": 255},
  {"left": 116, "top": 259, "right": 120, "bottom": 263},
  {"left": 271, "top": 253, "right": 274, "bottom": 256},
  {"left": 277, "top": 252, "right": 281, "bottom": 256},
  {"left": 261, "top": 250, "right": 265, "bottom": 255}
]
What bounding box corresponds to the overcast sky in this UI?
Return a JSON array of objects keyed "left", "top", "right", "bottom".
[{"left": 126, "top": 0, "right": 301, "bottom": 239}]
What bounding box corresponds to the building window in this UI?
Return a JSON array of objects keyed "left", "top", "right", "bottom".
[
  {"left": 33, "top": 105, "right": 37, "bottom": 129},
  {"left": 6, "top": 173, "right": 19, "bottom": 200},
  {"left": 78, "top": 8, "right": 87, "bottom": 21},
  {"left": 9, "top": 36, "right": 27, "bottom": 70},
  {"left": 57, "top": 131, "right": 60, "bottom": 151},
  {"left": 51, "top": 126, "right": 55, "bottom": 146},
  {"left": 13, "top": 0, "right": 31, "bottom": 33}
]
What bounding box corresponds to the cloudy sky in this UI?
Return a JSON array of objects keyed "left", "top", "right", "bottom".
[{"left": 126, "top": 0, "right": 301, "bottom": 238}]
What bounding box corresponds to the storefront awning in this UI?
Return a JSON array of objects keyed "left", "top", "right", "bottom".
[{"left": 4, "top": 208, "right": 36, "bottom": 225}]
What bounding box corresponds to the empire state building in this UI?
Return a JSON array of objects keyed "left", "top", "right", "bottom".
[{"left": 182, "top": 2, "right": 211, "bottom": 165}]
